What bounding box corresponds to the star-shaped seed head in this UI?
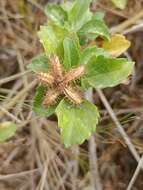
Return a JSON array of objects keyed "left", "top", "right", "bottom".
[{"left": 36, "top": 55, "right": 85, "bottom": 106}]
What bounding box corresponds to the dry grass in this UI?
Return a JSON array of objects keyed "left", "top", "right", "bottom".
[{"left": 0, "top": 0, "right": 143, "bottom": 189}]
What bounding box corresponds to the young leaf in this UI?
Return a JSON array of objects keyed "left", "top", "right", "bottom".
[
  {"left": 0, "top": 122, "right": 17, "bottom": 142},
  {"left": 84, "top": 56, "right": 134, "bottom": 89},
  {"left": 63, "top": 35, "right": 81, "bottom": 69},
  {"left": 27, "top": 54, "right": 49, "bottom": 72},
  {"left": 80, "top": 46, "right": 109, "bottom": 65},
  {"left": 56, "top": 99, "right": 100, "bottom": 147},
  {"left": 61, "top": 1, "right": 73, "bottom": 12},
  {"left": 33, "top": 86, "right": 56, "bottom": 117},
  {"left": 44, "top": 4, "right": 67, "bottom": 26},
  {"left": 68, "top": 0, "right": 92, "bottom": 31},
  {"left": 38, "top": 24, "right": 67, "bottom": 55},
  {"left": 111, "top": 0, "right": 128, "bottom": 9},
  {"left": 102, "top": 34, "right": 131, "bottom": 57},
  {"left": 79, "top": 19, "right": 110, "bottom": 41}
]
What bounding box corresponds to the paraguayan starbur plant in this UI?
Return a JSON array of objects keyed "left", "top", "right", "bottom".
[{"left": 27, "top": 0, "right": 134, "bottom": 147}]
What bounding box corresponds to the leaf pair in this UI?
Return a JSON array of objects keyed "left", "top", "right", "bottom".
[{"left": 45, "top": 0, "right": 92, "bottom": 31}]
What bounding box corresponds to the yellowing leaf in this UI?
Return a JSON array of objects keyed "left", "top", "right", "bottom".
[
  {"left": 102, "top": 34, "right": 131, "bottom": 57},
  {"left": 0, "top": 122, "right": 17, "bottom": 142},
  {"left": 111, "top": 0, "right": 128, "bottom": 9}
]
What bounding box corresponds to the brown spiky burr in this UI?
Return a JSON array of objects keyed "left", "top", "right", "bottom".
[{"left": 35, "top": 55, "right": 85, "bottom": 106}]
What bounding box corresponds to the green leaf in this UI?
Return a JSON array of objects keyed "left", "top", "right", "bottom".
[
  {"left": 80, "top": 47, "right": 109, "bottom": 89},
  {"left": 111, "top": 0, "right": 128, "bottom": 9},
  {"left": 33, "top": 86, "right": 56, "bottom": 117},
  {"left": 78, "top": 12, "right": 105, "bottom": 45},
  {"left": 56, "top": 99, "right": 100, "bottom": 147},
  {"left": 80, "top": 46, "right": 110, "bottom": 65},
  {"left": 79, "top": 19, "right": 110, "bottom": 41},
  {"left": 27, "top": 54, "right": 49, "bottom": 72},
  {"left": 0, "top": 122, "right": 17, "bottom": 142},
  {"left": 68, "top": 0, "right": 92, "bottom": 31},
  {"left": 61, "top": 1, "right": 73, "bottom": 12},
  {"left": 63, "top": 34, "right": 81, "bottom": 69},
  {"left": 84, "top": 56, "right": 134, "bottom": 89},
  {"left": 44, "top": 4, "right": 67, "bottom": 26},
  {"left": 38, "top": 24, "right": 67, "bottom": 55},
  {"left": 92, "top": 11, "right": 105, "bottom": 21}
]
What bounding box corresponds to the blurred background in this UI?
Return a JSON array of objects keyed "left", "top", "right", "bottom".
[{"left": 0, "top": 0, "right": 143, "bottom": 189}]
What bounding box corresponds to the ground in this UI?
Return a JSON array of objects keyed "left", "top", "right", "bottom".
[{"left": 0, "top": 0, "right": 143, "bottom": 189}]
